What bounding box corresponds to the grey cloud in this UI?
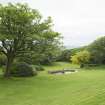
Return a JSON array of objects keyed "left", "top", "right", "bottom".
[{"left": 0, "top": 0, "right": 105, "bottom": 47}]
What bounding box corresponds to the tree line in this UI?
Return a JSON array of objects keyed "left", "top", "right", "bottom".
[{"left": 59, "top": 36, "right": 105, "bottom": 68}]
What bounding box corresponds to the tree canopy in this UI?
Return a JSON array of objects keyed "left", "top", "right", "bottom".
[
  {"left": 88, "top": 36, "right": 105, "bottom": 64},
  {"left": 0, "top": 3, "right": 60, "bottom": 77}
]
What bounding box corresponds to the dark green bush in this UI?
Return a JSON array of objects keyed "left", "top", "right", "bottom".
[
  {"left": 11, "top": 62, "right": 37, "bottom": 77},
  {"left": 34, "top": 65, "right": 45, "bottom": 71}
]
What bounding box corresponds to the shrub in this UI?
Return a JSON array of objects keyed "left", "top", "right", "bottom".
[
  {"left": 34, "top": 65, "right": 45, "bottom": 71},
  {"left": 11, "top": 62, "right": 37, "bottom": 77},
  {"left": 71, "top": 50, "right": 91, "bottom": 68}
]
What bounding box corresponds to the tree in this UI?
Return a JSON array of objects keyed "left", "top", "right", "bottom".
[
  {"left": 16, "top": 17, "right": 61, "bottom": 65},
  {"left": 31, "top": 29, "right": 61, "bottom": 65},
  {"left": 71, "top": 50, "right": 91, "bottom": 68},
  {"left": 57, "top": 49, "right": 71, "bottom": 62},
  {"left": 88, "top": 36, "right": 105, "bottom": 64},
  {"left": 18, "top": 30, "right": 61, "bottom": 65},
  {"left": 0, "top": 3, "right": 60, "bottom": 77}
]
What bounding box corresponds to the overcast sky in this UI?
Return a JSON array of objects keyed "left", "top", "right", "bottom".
[{"left": 0, "top": 0, "right": 105, "bottom": 47}]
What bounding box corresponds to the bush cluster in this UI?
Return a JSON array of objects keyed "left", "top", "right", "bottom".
[{"left": 11, "top": 62, "right": 37, "bottom": 77}]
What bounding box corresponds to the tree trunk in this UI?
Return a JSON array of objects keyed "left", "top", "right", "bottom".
[{"left": 4, "top": 56, "right": 13, "bottom": 78}]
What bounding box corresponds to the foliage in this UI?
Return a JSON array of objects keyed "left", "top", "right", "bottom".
[
  {"left": 31, "top": 30, "right": 61, "bottom": 65},
  {"left": 0, "top": 3, "right": 60, "bottom": 77},
  {"left": 10, "top": 62, "right": 37, "bottom": 77},
  {"left": 88, "top": 36, "right": 105, "bottom": 64},
  {"left": 16, "top": 54, "right": 33, "bottom": 65},
  {"left": 57, "top": 49, "right": 71, "bottom": 62},
  {"left": 17, "top": 34, "right": 61, "bottom": 65},
  {"left": 71, "top": 50, "right": 91, "bottom": 67}
]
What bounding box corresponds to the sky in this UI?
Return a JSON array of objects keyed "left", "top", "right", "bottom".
[{"left": 0, "top": 0, "right": 105, "bottom": 47}]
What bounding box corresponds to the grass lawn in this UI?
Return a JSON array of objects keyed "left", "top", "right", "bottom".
[{"left": 0, "top": 62, "right": 105, "bottom": 105}]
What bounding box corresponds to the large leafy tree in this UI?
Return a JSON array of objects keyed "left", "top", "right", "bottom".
[
  {"left": 18, "top": 30, "right": 61, "bottom": 65},
  {"left": 0, "top": 3, "right": 60, "bottom": 77},
  {"left": 88, "top": 36, "right": 105, "bottom": 64}
]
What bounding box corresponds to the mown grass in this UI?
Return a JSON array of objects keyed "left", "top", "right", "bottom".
[{"left": 0, "top": 62, "right": 105, "bottom": 105}]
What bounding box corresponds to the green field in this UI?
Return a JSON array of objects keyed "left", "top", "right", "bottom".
[{"left": 0, "top": 62, "right": 105, "bottom": 105}]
